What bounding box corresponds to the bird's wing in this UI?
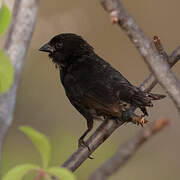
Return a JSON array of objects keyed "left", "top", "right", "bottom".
[
  {"left": 108, "top": 70, "right": 153, "bottom": 108},
  {"left": 78, "top": 56, "right": 153, "bottom": 110},
  {"left": 82, "top": 87, "right": 124, "bottom": 118}
]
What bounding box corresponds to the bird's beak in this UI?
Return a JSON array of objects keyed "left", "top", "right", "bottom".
[{"left": 39, "top": 43, "right": 53, "bottom": 53}]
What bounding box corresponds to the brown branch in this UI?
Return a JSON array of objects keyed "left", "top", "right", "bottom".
[
  {"left": 153, "top": 36, "right": 169, "bottom": 59},
  {"left": 88, "top": 118, "right": 169, "bottom": 180},
  {"left": 62, "top": 120, "right": 124, "bottom": 171},
  {"left": 169, "top": 46, "right": 180, "bottom": 66},
  {"left": 62, "top": 45, "right": 179, "bottom": 171},
  {"left": 100, "top": 0, "right": 180, "bottom": 113},
  {"left": 139, "top": 44, "right": 180, "bottom": 92},
  {"left": 61, "top": 1, "right": 180, "bottom": 173},
  {"left": 0, "top": 0, "right": 39, "bottom": 174}
]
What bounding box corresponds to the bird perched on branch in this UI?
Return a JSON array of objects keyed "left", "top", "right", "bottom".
[{"left": 39, "top": 33, "right": 165, "bottom": 149}]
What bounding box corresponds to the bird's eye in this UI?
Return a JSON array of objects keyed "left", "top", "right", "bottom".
[{"left": 55, "top": 43, "right": 63, "bottom": 49}]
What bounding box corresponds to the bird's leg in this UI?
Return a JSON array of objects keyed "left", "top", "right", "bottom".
[
  {"left": 140, "top": 107, "right": 148, "bottom": 116},
  {"left": 78, "top": 119, "right": 93, "bottom": 152},
  {"left": 122, "top": 109, "right": 134, "bottom": 121}
]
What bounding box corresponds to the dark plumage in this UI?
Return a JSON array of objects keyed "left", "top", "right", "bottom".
[{"left": 39, "top": 33, "right": 165, "bottom": 148}]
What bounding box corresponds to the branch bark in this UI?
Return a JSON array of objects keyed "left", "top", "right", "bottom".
[
  {"left": 100, "top": 0, "right": 180, "bottom": 113},
  {"left": 88, "top": 118, "right": 168, "bottom": 180},
  {"left": 0, "top": 0, "right": 39, "bottom": 174},
  {"left": 62, "top": 119, "right": 124, "bottom": 171}
]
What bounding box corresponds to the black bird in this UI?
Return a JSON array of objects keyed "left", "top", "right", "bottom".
[{"left": 39, "top": 33, "right": 165, "bottom": 148}]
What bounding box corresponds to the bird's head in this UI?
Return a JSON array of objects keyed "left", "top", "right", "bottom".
[{"left": 39, "top": 33, "right": 94, "bottom": 68}]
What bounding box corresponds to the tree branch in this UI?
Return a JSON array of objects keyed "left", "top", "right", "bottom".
[
  {"left": 100, "top": 0, "right": 180, "bottom": 113},
  {"left": 61, "top": 1, "right": 180, "bottom": 173},
  {"left": 62, "top": 45, "right": 179, "bottom": 171},
  {"left": 88, "top": 118, "right": 168, "bottom": 180},
  {"left": 139, "top": 45, "right": 180, "bottom": 92},
  {"left": 153, "top": 36, "right": 169, "bottom": 59},
  {"left": 62, "top": 119, "right": 124, "bottom": 171},
  {"left": 0, "top": 0, "right": 39, "bottom": 174}
]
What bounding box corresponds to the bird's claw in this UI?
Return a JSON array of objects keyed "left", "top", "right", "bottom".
[
  {"left": 78, "top": 138, "right": 94, "bottom": 159},
  {"left": 121, "top": 110, "right": 148, "bottom": 126},
  {"left": 78, "top": 138, "right": 90, "bottom": 150},
  {"left": 132, "top": 115, "right": 148, "bottom": 126}
]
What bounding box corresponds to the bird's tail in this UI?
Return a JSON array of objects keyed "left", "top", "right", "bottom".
[
  {"left": 145, "top": 92, "right": 166, "bottom": 101},
  {"left": 133, "top": 91, "right": 166, "bottom": 108},
  {"left": 135, "top": 92, "right": 166, "bottom": 116}
]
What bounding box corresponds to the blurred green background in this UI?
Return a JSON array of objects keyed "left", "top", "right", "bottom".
[{"left": 2, "top": 0, "right": 180, "bottom": 179}]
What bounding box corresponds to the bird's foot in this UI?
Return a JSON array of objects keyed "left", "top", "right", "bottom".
[
  {"left": 78, "top": 138, "right": 90, "bottom": 151},
  {"left": 122, "top": 111, "right": 148, "bottom": 126},
  {"left": 131, "top": 114, "right": 148, "bottom": 127},
  {"left": 78, "top": 138, "right": 94, "bottom": 159}
]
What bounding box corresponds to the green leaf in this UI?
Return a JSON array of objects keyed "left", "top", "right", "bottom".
[
  {"left": 2, "top": 164, "right": 39, "bottom": 180},
  {"left": 47, "top": 167, "right": 76, "bottom": 180},
  {"left": 0, "top": 2, "right": 11, "bottom": 35},
  {"left": 0, "top": 50, "right": 13, "bottom": 94},
  {"left": 19, "top": 126, "right": 51, "bottom": 168}
]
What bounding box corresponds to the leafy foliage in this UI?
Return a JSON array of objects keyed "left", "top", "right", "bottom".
[
  {"left": 3, "top": 126, "right": 76, "bottom": 180},
  {"left": 0, "top": 50, "right": 13, "bottom": 94},
  {"left": 47, "top": 167, "right": 76, "bottom": 180},
  {"left": 0, "top": 2, "right": 13, "bottom": 94},
  {"left": 19, "top": 126, "right": 51, "bottom": 169},
  {"left": 2, "top": 164, "right": 39, "bottom": 180},
  {"left": 0, "top": 2, "right": 11, "bottom": 35}
]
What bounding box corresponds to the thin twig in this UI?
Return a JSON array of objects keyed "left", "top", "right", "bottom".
[
  {"left": 169, "top": 46, "right": 180, "bottom": 66},
  {"left": 153, "top": 36, "right": 169, "bottom": 59},
  {"left": 61, "top": 1, "right": 180, "bottom": 173},
  {"left": 100, "top": 0, "right": 180, "bottom": 113},
  {"left": 88, "top": 2, "right": 180, "bottom": 179},
  {"left": 139, "top": 45, "right": 180, "bottom": 92},
  {"left": 88, "top": 118, "right": 169, "bottom": 180},
  {"left": 0, "top": 0, "right": 39, "bottom": 175},
  {"left": 62, "top": 46, "right": 179, "bottom": 171}
]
